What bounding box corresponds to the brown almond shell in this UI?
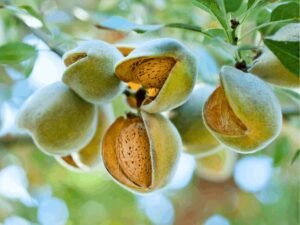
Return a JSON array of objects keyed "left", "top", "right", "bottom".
[{"left": 101, "top": 112, "right": 181, "bottom": 193}]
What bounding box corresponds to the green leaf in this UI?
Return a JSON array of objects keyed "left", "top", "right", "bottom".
[
  {"left": 0, "top": 42, "right": 37, "bottom": 64},
  {"left": 193, "top": 0, "right": 229, "bottom": 30},
  {"left": 224, "top": 0, "right": 243, "bottom": 12},
  {"left": 97, "top": 16, "right": 208, "bottom": 35},
  {"left": 271, "top": 2, "right": 300, "bottom": 21},
  {"left": 291, "top": 149, "right": 300, "bottom": 165},
  {"left": 272, "top": 136, "right": 290, "bottom": 167},
  {"left": 256, "top": 7, "right": 271, "bottom": 26},
  {"left": 264, "top": 39, "right": 299, "bottom": 76},
  {"left": 248, "top": 0, "right": 269, "bottom": 10},
  {"left": 0, "top": 68, "right": 13, "bottom": 85},
  {"left": 3, "top": 5, "right": 44, "bottom": 29},
  {"left": 165, "top": 23, "right": 206, "bottom": 34},
  {"left": 0, "top": 42, "right": 37, "bottom": 77},
  {"left": 97, "top": 16, "right": 162, "bottom": 33},
  {"left": 206, "top": 28, "right": 227, "bottom": 38},
  {"left": 203, "top": 28, "right": 227, "bottom": 44},
  {"left": 281, "top": 89, "right": 300, "bottom": 101},
  {"left": 238, "top": 44, "right": 259, "bottom": 51},
  {"left": 247, "top": 0, "right": 256, "bottom": 8},
  {"left": 19, "top": 5, "right": 44, "bottom": 22},
  {"left": 273, "top": 88, "right": 300, "bottom": 116},
  {"left": 255, "top": 7, "right": 271, "bottom": 35},
  {"left": 22, "top": 53, "right": 38, "bottom": 77}
]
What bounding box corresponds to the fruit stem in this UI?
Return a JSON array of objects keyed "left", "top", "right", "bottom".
[
  {"left": 229, "top": 18, "right": 248, "bottom": 71},
  {"left": 230, "top": 19, "right": 240, "bottom": 46},
  {"left": 234, "top": 61, "right": 248, "bottom": 72},
  {"left": 123, "top": 86, "right": 147, "bottom": 110},
  {"left": 135, "top": 88, "right": 147, "bottom": 108}
]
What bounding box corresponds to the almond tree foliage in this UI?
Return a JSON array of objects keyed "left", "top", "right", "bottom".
[{"left": 0, "top": 0, "right": 299, "bottom": 225}]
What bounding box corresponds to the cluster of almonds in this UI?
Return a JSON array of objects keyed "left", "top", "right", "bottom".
[{"left": 17, "top": 23, "right": 298, "bottom": 193}]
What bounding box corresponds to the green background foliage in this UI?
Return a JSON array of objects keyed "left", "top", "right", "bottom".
[{"left": 0, "top": 0, "right": 299, "bottom": 225}]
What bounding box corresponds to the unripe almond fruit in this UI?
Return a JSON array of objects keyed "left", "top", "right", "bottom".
[
  {"left": 203, "top": 66, "right": 282, "bottom": 153},
  {"left": 115, "top": 38, "right": 197, "bottom": 113},
  {"left": 195, "top": 148, "right": 237, "bottom": 182},
  {"left": 75, "top": 104, "right": 114, "bottom": 169},
  {"left": 63, "top": 40, "right": 125, "bottom": 104},
  {"left": 102, "top": 112, "right": 181, "bottom": 193},
  {"left": 250, "top": 23, "right": 300, "bottom": 87},
  {"left": 17, "top": 82, "right": 97, "bottom": 156},
  {"left": 169, "top": 84, "right": 220, "bottom": 157},
  {"left": 56, "top": 104, "right": 114, "bottom": 171}
]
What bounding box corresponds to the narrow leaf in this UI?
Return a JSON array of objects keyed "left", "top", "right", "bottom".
[
  {"left": 96, "top": 16, "right": 208, "bottom": 35},
  {"left": 248, "top": 0, "right": 269, "bottom": 10},
  {"left": 291, "top": 149, "right": 300, "bottom": 165},
  {"left": 20, "top": 5, "right": 44, "bottom": 22},
  {"left": 264, "top": 39, "right": 299, "bottom": 76},
  {"left": 282, "top": 89, "right": 300, "bottom": 102},
  {"left": 3, "top": 5, "right": 44, "bottom": 29},
  {"left": 247, "top": 0, "right": 256, "bottom": 8},
  {"left": 193, "top": 0, "right": 228, "bottom": 30},
  {"left": 0, "top": 68, "right": 13, "bottom": 85},
  {"left": 22, "top": 53, "right": 38, "bottom": 77},
  {"left": 203, "top": 28, "right": 227, "bottom": 44},
  {"left": 96, "top": 16, "right": 162, "bottom": 33},
  {"left": 0, "top": 42, "right": 37, "bottom": 64},
  {"left": 238, "top": 44, "right": 260, "bottom": 51},
  {"left": 165, "top": 23, "right": 205, "bottom": 33},
  {"left": 256, "top": 7, "right": 271, "bottom": 27},
  {"left": 272, "top": 136, "right": 290, "bottom": 167},
  {"left": 271, "top": 2, "right": 300, "bottom": 21},
  {"left": 224, "top": 0, "right": 243, "bottom": 12}
]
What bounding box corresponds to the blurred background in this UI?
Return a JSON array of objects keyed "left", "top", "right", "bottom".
[{"left": 0, "top": 0, "right": 299, "bottom": 225}]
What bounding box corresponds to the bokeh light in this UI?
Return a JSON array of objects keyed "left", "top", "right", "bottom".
[
  {"left": 204, "top": 214, "right": 230, "bottom": 225},
  {"left": 0, "top": 165, "right": 35, "bottom": 206},
  {"left": 37, "top": 197, "right": 69, "bottom": 225},
  {"left": 0, "top": 1, "right": 299, "bottom": 224},
  {"left": 234, "top": 155, "right": 273, "bottom": 193},
  {"left": 3, "top": 216, "right": 31, "bottom": 225},
  {"left": 25, "top": 36, "right": 64, "bottom": 88},
  {"left": 255, "top": 180, "right": 281, "bottom": 205},
  {"left": 137, "top": 194, "right": 174, "bottom": 225},
  {"left": 165, "top": 152, "right": 196, "bottom": 190}
]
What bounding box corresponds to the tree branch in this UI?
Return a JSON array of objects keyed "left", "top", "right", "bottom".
[
  {"left": 16, "top": 18, "right": 65, "bottom": 57},
  {"left": 28, "top": 27, "right": 65, "bottom": 57}
]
